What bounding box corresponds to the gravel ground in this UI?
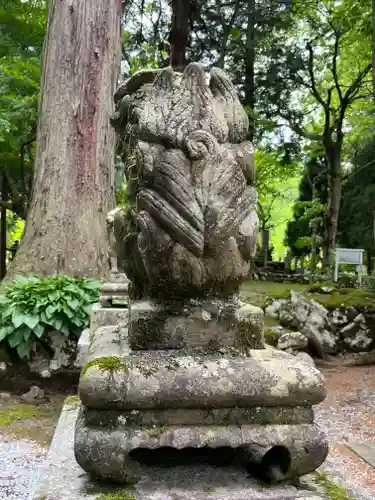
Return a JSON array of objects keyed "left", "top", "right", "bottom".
[
  {"left": 0, "top": 358, "right": 374, "bottom": 500},
  {"left": 0, "top": 438, "right": 46, "bottom": 500}
]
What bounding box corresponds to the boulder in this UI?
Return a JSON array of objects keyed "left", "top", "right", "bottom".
[
  {"left": 264, "top": 299, "right": 287, "bottom": 320},
  {"left": 340, "top": 314, "right": 374, "bottom": 352},
  {"left": 294, "top": 352, "right": 315, "bottom": 367},
  {"left": 0, "top": 361, "right": 7, "bottom": 374},
  {"left": 48, "top": 331, "right": 77, "bottom": 373},
  {"left": 28, "top": 330, "right": 78, "bottom": 376},
  {"left": 21, "top": 385, "right": 45, "bottom": 404},
  {"left": 278, "top": 291, "right": 338, "bottom": 358},
  {"left": 277, "top": 332, "right": 308, "bottom": 351},
  {"left": 330, "top": 307, "right": 357, "bottom": 327}
]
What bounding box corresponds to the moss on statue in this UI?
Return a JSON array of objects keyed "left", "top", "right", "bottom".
[{"left": 82, "top": 356, "right": 132, "bottom": 376}]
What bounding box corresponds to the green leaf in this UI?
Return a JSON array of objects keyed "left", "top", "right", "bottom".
[
  {"left": 71, "top": 316, "right": 83, "bottom": 327},
  {"left": 67, "top": 299, "right": 80, "bottom": 310},
  {"left": 53, "top": 318, "right": 63, "bottom": 331},
  {"left": 22, "top": 314, "right": 40, "bottom": 330},
  {"left": 0, "top": 325, "right": 12, "bottom": 341},
  {"left": 23, "top": 329, "right": 32, "bottom": 341},
  {"left": 60, "top": 323, "right": 70, "bottom": 336},
  {"left": 11, "top": 309, "right": 27, "bottom": 328},
  {"left": 17, "top": 340, "right": 32, "bottom": 359},
  {"left": 33, "top": 323, "right": 45, "bottom": 338},
  {"left": 45, "top": 304, "right": 57, "bottom": 319},
  {"left": 62, "top": 305, "right": 74, "bottom": 318},
  {"left": 8, "top": 327, "right": 26, "bottom": 347}
]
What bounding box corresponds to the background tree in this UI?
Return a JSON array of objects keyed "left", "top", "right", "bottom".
[
  {"left": 261, "top": 0, "right": 372, "bottom": 266},
  {"left": 8, "top": 0, "right": 123, "bottom": 278},
  {"left": 338, "top": 134, "right": 375, "bottom": 272}
]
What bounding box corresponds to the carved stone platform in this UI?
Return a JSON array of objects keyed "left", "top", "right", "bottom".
[{"left": 74, "top": 301, "right": 328, "bottom": 485}]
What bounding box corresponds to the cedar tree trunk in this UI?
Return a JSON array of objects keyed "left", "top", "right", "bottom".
[
  {"left": 9, "top": 0, "right": 122, "bottom": 278},
  {"left": 373, "top": 0, "right": 375, "bottom": 104},
  {"left": 323, "top": 139, "right": 343, "bottom": 268},
  {"left": 244, "top": 0, "right": 255, "bottom": 142},
  {"left": 170, "top": 0, "right": 191, "bottom": 69}
]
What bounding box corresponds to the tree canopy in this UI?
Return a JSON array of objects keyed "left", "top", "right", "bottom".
[{"left": 1, "top": 0, "right": 375, "bottom": 274}]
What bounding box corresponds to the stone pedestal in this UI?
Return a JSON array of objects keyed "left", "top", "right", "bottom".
[{"left": 74, "top": 299, "right": 328, "bottom": 485}]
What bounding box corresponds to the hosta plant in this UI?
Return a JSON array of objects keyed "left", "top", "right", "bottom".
[{"left": 0, "top": 275, "right": 100, "bottom": 359}]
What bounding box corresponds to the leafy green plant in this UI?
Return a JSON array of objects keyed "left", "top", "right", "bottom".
[
  {"left": 0, "top": 275, "right": 100, "bottom": 359},
  {"left": 362, "top": 272, "right": 375, "bottom": 294}
]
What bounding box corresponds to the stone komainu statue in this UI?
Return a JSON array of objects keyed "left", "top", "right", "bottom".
[{"left": 111, "top": 64, "right": 259, "bottom": 299}]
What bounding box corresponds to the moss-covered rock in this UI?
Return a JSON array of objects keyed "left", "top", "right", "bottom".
[{"left": 82, "top": 356, "right": 131, "bottom": 376}]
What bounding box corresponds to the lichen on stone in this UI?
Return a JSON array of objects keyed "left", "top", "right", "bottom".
[{"left": 147, "top": 426, "right": 167, "bottom": 438}]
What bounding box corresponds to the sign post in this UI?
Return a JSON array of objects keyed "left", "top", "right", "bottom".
[{"left": 334, "top": 248, "right": 365, "bottom": 283}]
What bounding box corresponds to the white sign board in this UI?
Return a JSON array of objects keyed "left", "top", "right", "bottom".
[{"left": 334, "top": 248, "right": 364, "bottom": 282}]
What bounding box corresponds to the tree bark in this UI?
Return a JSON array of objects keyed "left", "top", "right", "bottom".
[
  {"left": 244, "top": 0, "right": 256, "bottom": 142},
  {"left": 170, "top": 0, "right": 191, "bottom": 70},
  {"left": 372, "top": 0, "right": 375, "bottom": 103},
  {"left": 8, "top": 0, "right": 122, "bottom": 278},
  {"left": 0, "top": 173, "right": 7, "bottom": 280},
  {"left": 323, "top": 141, "right": 342, "bottom": 268}
]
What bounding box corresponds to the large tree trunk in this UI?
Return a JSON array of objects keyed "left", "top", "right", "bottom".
[
  {"left": 8, "top": 0, "right": 122, "bottom": 278},
  {"left": 372, "top": 0, "right": 375, "bottom": 103},
  {"left": 323, "top": 141, "right": 342, "bottom": 268},
  {"left": 244, "top": 0, "right": 256, "bottom": 142},
  {"left": 170, "top": 0, "right": 191, "bottom": 70}
]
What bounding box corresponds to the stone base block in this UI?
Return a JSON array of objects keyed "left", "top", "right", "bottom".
[
  {"left": 128, "top": 298, "right": 264, "bottom": 350},
  {"left": 75, "top": 328, "right": 90, "bottom": 368},
  {"left": 90, "top": 303, "right": 129, "bottom": 334},
  {"left": 78, "top": 348, "right": 326, "bottom": 410},
  {"left": 74, "top": 409, "right": 328, "bottom": 484}
]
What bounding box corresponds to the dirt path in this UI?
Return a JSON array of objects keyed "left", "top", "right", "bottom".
[
  {"left": 0, "top": 357, "right": 374, "bottom": 499},
  {"left": 316, "top": 357, "right": 375, "bottom": 498}
]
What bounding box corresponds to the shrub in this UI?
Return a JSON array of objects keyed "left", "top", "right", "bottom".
[
  {"left": 0, "top": 275, "right": 100, "bottom": 359},
  {"left": 362, "top": 272, "right": 375, "bottom": 294}
]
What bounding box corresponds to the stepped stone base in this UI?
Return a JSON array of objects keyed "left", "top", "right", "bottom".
[
  {"left": 74, "top": 298, "right": 328, "bottom": 488},
  {"left": 30, "top": 402, "right": 327, "bottom": 500},
  {"left": 75, "top": 414, "right": 328, "bottom": 484}
]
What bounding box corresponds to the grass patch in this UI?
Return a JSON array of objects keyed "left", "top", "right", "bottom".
[
  {"left": 308, "top": 288, "right": 375, "bottom": 310},
  {"left": 264, "top": 315, "right": 281, "bottom": 327},
  {"left": 315, "top": 471, "right": 353, "bottom": 500},
  {"left": 0, "top": 401, "right": 62, "bottom": 446},
  {"left": 0, "top": 404, "right": 52, "bottom": 425},
  {"left": 240, "top": 281, "right": 309, "bottom": 309},
  {"left": 240, "top": 280, "right": 375, "bottom": 311}
]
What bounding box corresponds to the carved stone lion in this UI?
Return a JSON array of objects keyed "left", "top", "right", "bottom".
[{"left": 110, "top": 63, "right": 259, "bottom": 300}]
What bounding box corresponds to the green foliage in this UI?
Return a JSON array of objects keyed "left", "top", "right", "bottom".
[
  {"left": 315, "top": 471, "right": 353, "bottom": 500},
  {"left": 338, "top": 135, "right": 375, "bottom": 258},
  {"left": 0, "top": 0, "right": 47, "bottom": 218},
  {"left": 0, "top": 275, "right": 100, "bottom": 358},
  {"left": 362, "top": 273, "right": 375, "bottom": 294}
]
